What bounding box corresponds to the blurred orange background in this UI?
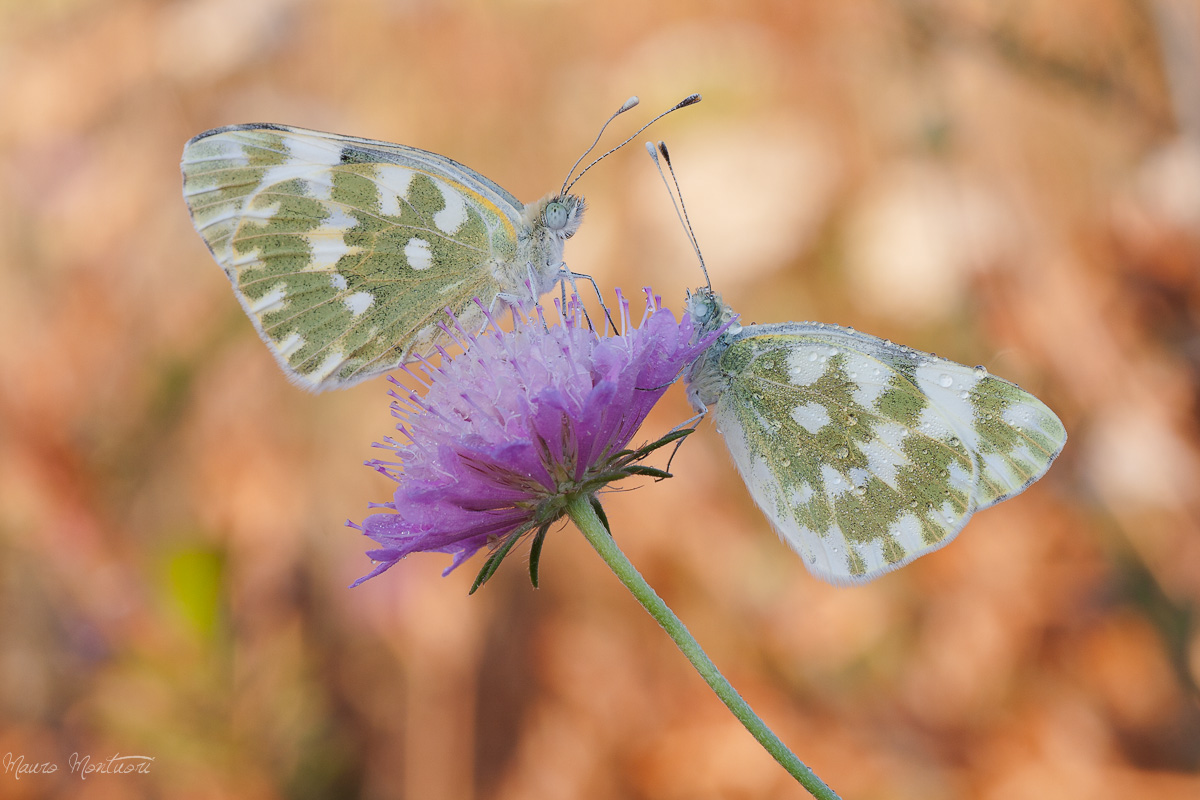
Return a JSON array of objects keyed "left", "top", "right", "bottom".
[{"left": 2, "top": 1, "right": 1199, "bottom": 798}]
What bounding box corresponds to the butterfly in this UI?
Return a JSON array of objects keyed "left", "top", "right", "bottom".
[
  {"left": 683, "top": 287, "right": 1067, "bottom": 585},
  {"left": 180, "top": 96, "right": 699, "bottom": 391}
]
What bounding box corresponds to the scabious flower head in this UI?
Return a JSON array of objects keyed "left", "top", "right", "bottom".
[{"left": 350, "top": 289, "right": 722, "bottom": 587}]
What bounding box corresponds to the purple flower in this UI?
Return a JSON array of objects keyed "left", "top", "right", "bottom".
[{"left": 350, "top": 289, "right": 722, "bottom": 588}]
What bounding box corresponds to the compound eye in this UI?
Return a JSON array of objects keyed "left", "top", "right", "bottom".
[
  {"left": 687, "top": 294, "right": 714, "bottom": 323},
  {"left": 543, "top": 201, "right": 569, "bottom": 230}
]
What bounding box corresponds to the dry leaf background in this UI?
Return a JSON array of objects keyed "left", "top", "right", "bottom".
[{"left": 1, "top": 1, "right": 1199, "bottom": 798}]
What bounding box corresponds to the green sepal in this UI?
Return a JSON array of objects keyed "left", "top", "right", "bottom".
[
  {"left": 640, "top": 427, "right": 696, "bottom": 452},
  {"left": 623, "top": 465, "right": 673, "bottom": 480},
  {"left": 589, "top": 494, "right": 612, "bottom": 535},
  {"left": 528, "top": 523, "right": 552, "bottom": 588},
  {"left": 469, "top": 519, "right": 537, "bottom": 594},
  {"left": 612, "top": 428, "right": 695, "bottom": 467}
]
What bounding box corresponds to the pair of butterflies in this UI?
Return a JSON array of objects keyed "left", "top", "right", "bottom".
[{"left": 180, "top": 105, "right": 1066, "bottom": 585}]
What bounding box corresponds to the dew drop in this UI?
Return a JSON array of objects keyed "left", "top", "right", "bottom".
[
  {"left": 836, "top": 446, "right": 850, "bottom": 459},
  {"left": 959, "top": 390, "right": 970, "bottom": 400},
  {"left": 938, "top": 374, "right": 954, "bottom": 388},
  {"left": 846, "top": 412, "right": 858, "bottom": 426},
  {"left": 948, "top": 436, "right": 960, "bottom": 447},
  {"left": 974, "top": 365, "right": 988, "bottom": 378}
]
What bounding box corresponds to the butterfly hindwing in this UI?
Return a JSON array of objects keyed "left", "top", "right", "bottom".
[
  {"left": 695, "top": 310, "right": 1066, "bottom": 584},
  {"left": 182, "top": 124, "right": 563, "bottom": 391}
]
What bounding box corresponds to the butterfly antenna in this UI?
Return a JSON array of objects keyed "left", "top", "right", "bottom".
[
  {"left": 563, "top": 93, "right": 701, "bottom": 194},
  {"left": 646, "top": 140, "right": 711, "bottom": 291},
  {"left": 559, "top": 96, "right": 641, "bottom": 196}
]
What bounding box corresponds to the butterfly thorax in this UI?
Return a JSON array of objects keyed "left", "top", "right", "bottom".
[
  {"left": 684, "top": 288, "right": 741, "bottom": 412},
  {"left": 504, "top": 193, "right": 586, "bottom": 299}
]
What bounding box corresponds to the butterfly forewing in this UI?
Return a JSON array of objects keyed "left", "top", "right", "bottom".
[
  {"left": 711, "top": 322, "right": 1066, "bottom": 583},
  {"left": 181, "top": 125, "right": 527, "bottom": 391},
  {"left": 966, "top": 373, "right": 1067, "bottom": 509}
]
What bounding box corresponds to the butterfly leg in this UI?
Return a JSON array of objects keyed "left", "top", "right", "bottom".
[
  {"left": 494, "top": 264, "right": 545, "bottom": 316},
  {"left": 665, "top": 410, "right": 705, "bottom": 434},
  {"left": 531, "top": 260, "right": 602, "bottom": 333},
  {"left": 663, "top": 409, "right": 707, "bottom": 474},
  {"left": 492, "top": 269, "right": 569, "bottom": 333},
  {"left": 556, "top": 266, "right": 616, "bottom": 334}
]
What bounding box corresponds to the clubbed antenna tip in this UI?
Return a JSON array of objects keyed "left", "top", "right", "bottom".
[{"left": 563, "top": 91, "right": 703, "bottom": 194}]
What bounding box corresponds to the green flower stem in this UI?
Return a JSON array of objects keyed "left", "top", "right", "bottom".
[{"left": 565, "top": 494, "right": 841, "bottom": 800}]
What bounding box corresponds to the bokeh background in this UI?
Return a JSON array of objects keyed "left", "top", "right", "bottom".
[{"left": 2, "top": 0, "right": 1199, "bottom": 798}]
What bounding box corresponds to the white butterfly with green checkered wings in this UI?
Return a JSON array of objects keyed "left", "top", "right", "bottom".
[
  {"left": 181, "top": 123, "right": 584, "bottom": 391},
  {"left": 684, "top": 289, "right": 1067, "bottom": 584}
]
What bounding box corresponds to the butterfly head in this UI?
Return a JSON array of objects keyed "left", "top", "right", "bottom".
[
  {"left": 683, "top": 288, "right": 740, "bottom": 412},
  {"left": 685, "top": 288, "right": 737, "bottom": 337},
  {"left": 534, "top": 194, "right": 586, "bottom": 240}
]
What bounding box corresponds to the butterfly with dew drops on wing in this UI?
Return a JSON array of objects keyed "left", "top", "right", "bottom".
[
  {"left": 180, "top": 94, "right": 700, "bottom": 391},
  {"left": 647, "top": 141, "right": 1067, "bottom": 585}
]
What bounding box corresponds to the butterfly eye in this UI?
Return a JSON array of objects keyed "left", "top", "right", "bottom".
[
  {"left": 543, "top": 200, "right": 570, "bottom": 231},
  {"left": 686, "top": 293, "right": 715, "bottom": 324}
]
